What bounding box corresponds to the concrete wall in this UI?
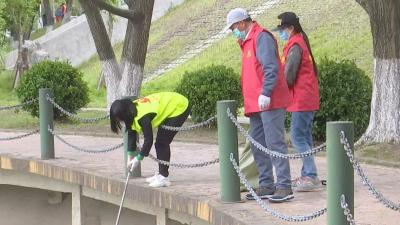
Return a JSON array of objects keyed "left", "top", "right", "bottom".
[
  {"left": 0, "top": 167, "right": 211, "bottom": 225},
  {"left": 0, "top": 185, "right": 157, "bottom": 225},
  {"left": 4, "top": 0, "right": 185, "bottom": 69}
]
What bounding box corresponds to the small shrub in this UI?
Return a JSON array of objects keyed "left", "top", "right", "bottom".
[
  {"left": 175, "top": 65, "right": 242, "bottom": 124},
  {"left": 17, "top": 60, "right": 89, "bottom": 120},
  {"left": 312, "top": 58, "right": 372, "bottom": 140}
]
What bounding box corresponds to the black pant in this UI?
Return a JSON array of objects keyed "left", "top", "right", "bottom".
[{"left": 156, "top": 107, "right": 190, "bottom": 177}]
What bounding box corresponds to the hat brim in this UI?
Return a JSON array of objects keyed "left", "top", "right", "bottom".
[{"left": 223, "top": 22, "right": 234, "bottom": 33}]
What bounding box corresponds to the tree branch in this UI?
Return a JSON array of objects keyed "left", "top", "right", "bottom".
[{"left": 92, "top": 0, "right": 143, "bottom": 22}]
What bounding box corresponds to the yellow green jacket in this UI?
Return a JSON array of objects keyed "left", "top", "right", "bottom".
[{"left": 131, "top": 92, "right": 189, "bottom": 133}]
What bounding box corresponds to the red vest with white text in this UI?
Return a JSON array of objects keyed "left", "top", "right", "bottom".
[
  {"left": 282, "top": 33, "right": 320, "bottom": 112},
  {"left": 240, "top": 23, "right": 291, "bottom": 116}
]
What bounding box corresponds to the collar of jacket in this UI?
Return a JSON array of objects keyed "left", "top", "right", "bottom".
[{"left": 238, "top": 22, "right": 260, "bottom": 46}]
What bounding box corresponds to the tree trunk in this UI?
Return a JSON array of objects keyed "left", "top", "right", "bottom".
[
  {"left": 97, "top": 12, "right": 114, "bottom": 90},
  {"left": 356, "top": 0, "right": 400, "bottom": 144},
  {"left": 79, "top": 0, "right": 121, "bottom": 107},
  {"left": 119, "top": 0, "right": 155, "bottom": 98},
  {"left": 42, "top": 0, "right": 54, "bottom": 26},
  {"left": 13, "top": 33, "right": 29, "bottom": 89},
  {"left": 62, "top": 0, "right": 73, "bottom": 22}
]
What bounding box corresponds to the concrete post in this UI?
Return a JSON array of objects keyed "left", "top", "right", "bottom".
[
  {"left": 39, "top": 88, "right": 54, "bottom": 159},
  {"left": 156, "top": 208, "right": 168, "bottom": 225},
  {"left": 327, "top": 121, "right": 354, "bottom": 225},
  {"left": 217, "top": 100, "right": 241, "bottom": 202},
  {"left": 72, "top": 185, "right": 82, "bottom": 225}
]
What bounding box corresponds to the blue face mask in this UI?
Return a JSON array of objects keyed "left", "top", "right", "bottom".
[
  {"left": 279, "top": 30, "right": 289, "bottom": 41},
  {"left": 232, "top": 28, "right": 246, "bottom": 40}
]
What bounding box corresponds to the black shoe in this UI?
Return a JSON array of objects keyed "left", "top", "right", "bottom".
[
  {"left": 268, "top": 188, "right": 294, "bottom": 203},
  {"left": 246, "top": 186, "right": 275, "bottom": 200}
]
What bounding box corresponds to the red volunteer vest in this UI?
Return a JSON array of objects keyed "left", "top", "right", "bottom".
[
  {"left": 239, "top": 23, "right": 291, "bottom": 116},
  {"left": 282, "top": 33, "right": 320, "bottom": 112}
]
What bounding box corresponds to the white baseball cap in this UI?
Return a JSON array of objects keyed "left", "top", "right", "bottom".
[{"left": 224, "top": 8, "right": 250, "bottom": 32}]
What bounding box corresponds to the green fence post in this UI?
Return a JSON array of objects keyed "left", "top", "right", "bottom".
[
  {"left": 39, "top": 88, "right": 55, "bottom": 159},
  {"left": 217, "top": 100, "right": 241, "bottom": 202},
  {"left": 121, "top": 96, "right": 141, "bottom": 177},
  {"left": 327, "top": 121, "right": 354, "bottom": 225}
]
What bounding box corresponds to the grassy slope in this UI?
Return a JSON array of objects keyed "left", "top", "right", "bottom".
[{"left": 142, "top": 0, "right": 373, "bottom": 95}]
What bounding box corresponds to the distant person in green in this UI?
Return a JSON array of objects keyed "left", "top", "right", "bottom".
[{"left": 109, "top": 92, "right": 190, "bottom": 188}]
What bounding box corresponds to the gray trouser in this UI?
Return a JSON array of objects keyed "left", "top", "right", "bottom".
[{"left": 249, "top": 109, "right": 291, "bottom": 189}]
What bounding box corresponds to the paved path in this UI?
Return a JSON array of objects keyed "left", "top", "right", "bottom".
[{"left": 0, "top": 131, "right": 399, "bottom": 225}]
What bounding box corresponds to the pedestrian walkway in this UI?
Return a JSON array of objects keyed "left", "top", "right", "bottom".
[{"left": 0, "top": 131, "right": 399, "bottom": 225}]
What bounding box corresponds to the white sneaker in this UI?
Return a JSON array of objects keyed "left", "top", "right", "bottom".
[
  {"left": 145, "top": 172, "right": 159, "bottom": 183},
  {"left": 148, "top": 174, "right": 171, "bottom": 188}
]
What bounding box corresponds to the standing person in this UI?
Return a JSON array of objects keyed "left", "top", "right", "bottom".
[
  {"left": 275, "top": 12, "right": 322, "bottom": 192},
  {"left": 55, "top": 5, "right": 63, "bottom": 23},
  {"left": 109, "top": 92, "right": 191, "bottom": 188},
  {"left": 225, "top": 8, "right": 293, "bottom": 203},
  {"left": 61, "top": 3, "right": 67, "bottom": 20}
]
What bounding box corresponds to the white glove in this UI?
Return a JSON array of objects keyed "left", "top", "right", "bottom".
[
  {"left": 127, "top": 157, "right": 140, "bottom": 172},
  {"left": 258, "top": 95, "right": 271, "bottom": 110}
]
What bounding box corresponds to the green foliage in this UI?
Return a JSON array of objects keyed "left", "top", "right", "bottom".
[
  {"left": 312, "top": 58, "right": 372, "bottom": 140},
  {"left": 175, "top": 65, "right": 242, "bottom": 124},
  {"left": 16, "top": 60, "right": 89, "bottom": 120},
  {"left": 1, "top": 0, "right": 40, "bottom": 41}
]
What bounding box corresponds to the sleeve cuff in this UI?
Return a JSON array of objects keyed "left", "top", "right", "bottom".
[
  {"left": 136, "top": 154, "right": 144, "bottom": 161},
  {"left": 261, "top": 91, "right": 271, "bottom": 97},
  {"left": 127, "top": 151, "right": 134, "bottom": 156}
]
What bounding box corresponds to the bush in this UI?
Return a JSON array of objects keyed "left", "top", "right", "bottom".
[
  {"left": 175, "top": 65, "right": 242, "bottom": 124},
  {"left": 312, "top": 58, "right": 372, "bottom": 141},
  {"left": 17, "top": 60, "right": 89, "bottom": 120}
]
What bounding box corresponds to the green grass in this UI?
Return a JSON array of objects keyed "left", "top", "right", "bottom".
[
  {"left": 0, "top": 70, "right": 19, "bottom": 106},
  {"left": 30, "top": 27, "right": 47, "bottom": 40},
  {"left": 143, "top": 0, "right": 373, "bottom": 95}
]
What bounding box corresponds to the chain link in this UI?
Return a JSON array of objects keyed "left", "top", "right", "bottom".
[
  {"left": 340, "top": 131, "right": 400, "bottom": 211},
  {"left": 227, "top": 108, "right": 326, "bottom": 159},
  {"left": 340, "top": 195, "right": 357, "bottom": 225},
  {"left": 48, "top": 127, "right": 123, "bottom": 153},
  {"left": 0, "top": 129, "right": 39, "bottom": 141},
  {"left": 160, "top": 116, "right": 216, "bottom": 131},
  {"left": 148, "top": 153, "right": 219, "bottom": 168},
  {"left": 136, "top": 143, "right": 219, "bottom": 168},
  {"left": 46, "top": 95, "right": 109, "bottom": 123},
  {"left": 229, "top": 153, "right": 327, "bottom": 222},
  {"left": 0, "top": 99, "right": 37, "bottom": 111}
]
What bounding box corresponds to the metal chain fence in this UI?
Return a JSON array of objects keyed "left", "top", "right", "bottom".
[
  {"left": 148, "top": 153, "right": 219, "bottom": 168},
  {"left": 48, "top": 127, "right": 123, "bottom": 153},
  {"left": 229, "top": 153, "right": 327, "bottom": 222},
  {"left": 227, "top": 108, "right": 326, "bottom": 159},
  {"left": 0, "top": 99, "right": 37, "bottom": 111},
  {"left": 46, "top": 95, "right": 109, "bottom": 123},
  {"left": 135, "top": 143, "right": 219, "bottom": 168},
  {"left": 340, "top": 131, "right": 400, "bottom": 211},
  {"left": 340, "top": 194, "right": 357, "bottom": 225},
  {"left": 160, "top": 116, "right": 216, "bottom": 131},
  {"left": 0, "top": 129, "right": 39, "bottom": 141}
]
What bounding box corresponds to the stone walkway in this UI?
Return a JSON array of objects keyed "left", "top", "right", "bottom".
[{"left": 0, "top": 131, "right": 399, "bottom": 225}]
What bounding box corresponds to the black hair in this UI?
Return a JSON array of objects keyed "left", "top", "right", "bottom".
[
  {"left": 278, "top": 12, "right": 318, "bottom": 76},
  {"left": 292, "top": 23, "right": 319, "bottom": 76},
  {"left": 109, "top": 99, "right": 137, "bottom": 134},
  {"left": 244, "top": 17, "right": 252, "bottom": 23}
]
